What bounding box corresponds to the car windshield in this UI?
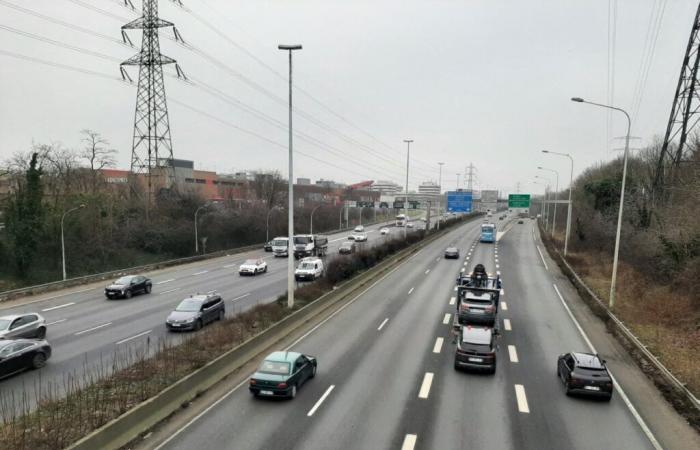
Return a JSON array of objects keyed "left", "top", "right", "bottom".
[
  {"left": 244, "top": 259, "right": 258, "bottom": 265},
  {"left": 294, "top": 236, "right": 311, "bottom": 244},
  {"left": 0, "top": 319, "right": 10, "bottom": 331},
  {"left": 272, "top": 239, "right": 287, "bottom": 246},
  {"left": 481, "top": 225, "right": 494, "bottom": 232},
  {"left": 300, "top": 262, "right": 314, "bottom": 270},
  {"left": 114, "top": 276, "right": 132, "bottom": 285},
  {"left": 258, "top": 360, "right": 291, "bottom": 375},
  {"left": 176, "top": 299, "right": 202, "bottom": 312}
]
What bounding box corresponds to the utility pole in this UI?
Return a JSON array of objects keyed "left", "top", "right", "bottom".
[
  {"left": 403, "top": 139, "right": 413, "bottom": 239},
  {"left": 437, "top": 162, "right": 444, "bottom": 230},
  {"left": 456, "top": 173, "right": 461, "bottom": 190},
  {"left": 465, "top": 163, "right": 476, "bottom": 191}
]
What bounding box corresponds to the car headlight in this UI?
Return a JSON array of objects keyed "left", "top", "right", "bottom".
[{"left": 186, "top": 318, "right": 195, "bottom": 323}]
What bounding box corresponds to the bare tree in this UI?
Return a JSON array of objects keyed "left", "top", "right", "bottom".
[
  {"left": 251, "top": 170, "right": 286, "bottom": 209},
  {"left": 80, "top": 130, "right": 117, "bottom": 192}
]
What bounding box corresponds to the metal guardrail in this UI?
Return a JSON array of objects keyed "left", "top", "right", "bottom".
[{"left": 541, "top": 227, "right": 700, "bottom": 412}]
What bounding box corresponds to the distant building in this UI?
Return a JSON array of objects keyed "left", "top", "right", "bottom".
[
  {"left": 297, "top": 177, "right": 311, "bottom": 185},
  {"left": 315, "top": 178, "right": 345, "bottom": 189},
  {"left": 371, "top": 180, "right": 402, "bottom": 195},
  {"left": 418, "top": 181, "right": 440, "bottom": 197}
]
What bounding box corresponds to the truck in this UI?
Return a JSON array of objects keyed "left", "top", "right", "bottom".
[
  {"left": 271, "top": 237, "right": 289, "bottom": 257},
  {"left": 293, "top": 234, "right": 328, "bottom": 259},
  {"left": 395, "top": 214, "right": 407, "bottom": 227}
]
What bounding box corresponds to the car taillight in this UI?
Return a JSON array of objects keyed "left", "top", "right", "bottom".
[
  {"left": 485, "top": 306, "right": 494, "bottom": 313},
  {"left": 249, "top": 379, "right": 256, "bottom": 385},
  {"left": 277, "top": 382, "right": 288, "bottom": 389}
]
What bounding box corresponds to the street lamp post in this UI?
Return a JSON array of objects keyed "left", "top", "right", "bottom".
[
  {"left": 339, "top": 206, "right": 344, "bottom": 229},
  {"left": 194, "top": 204, "right": 208, "bottom": 254},
  {"left": 61, "top": 204, "right": 86, "bottom": 281},
  {"left": 538, "top": 166, "right": 559, "bottom": 236},
  {"left": 437, "top": 162, "right": 444, "bottom": 230},
  {"left": 310, "top": 204, "right": 321, "bottom": 234},
  {"left": 535, "top": 175, "right": 551, "bottom": 230},
  {"left": 543, "top": 150, "right": 575, "bottom": 256},
  {"left": 571, "top": 97, "right": 631, "bottom": 309},
  {"left": 403, "top": 139, "right": 413, "bottom": 239},
  {"left": 279, "top": 44, "right": 302, "bottom": 309},
  {"left": 532, "top": 181, "right": 546, "bottom": 220}
]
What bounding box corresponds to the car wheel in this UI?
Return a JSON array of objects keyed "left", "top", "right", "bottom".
[
  {"left": 32, "top": 352, "right": 47, "bottom": 369},
  {"left": 565, "top": 381, "right": 572, "bottom": 396},
  {"left": 264, "top": 266, "right": 268, "bottom": 273},
  {"left": 218, "top": 310, "right": 225, "bottom": 321},
  {"left": 125, "top": 290, "right": 132, "bottom": 299},
  {"left": 36, "top": 326, "right": 46, "bottom": 339},
  {"left": 290, "top": 384, "right": 297, "bottom": 399},
  {"left": 194, "top": 319, "right": 203, "bottom": 331},
  {"left": 145, "top": 284, "right": 152, "bottom": 294},
  {"left": 310, "top": 365, "right": 317, "bottom": 378}
]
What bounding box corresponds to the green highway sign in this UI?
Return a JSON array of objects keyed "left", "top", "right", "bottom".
[{"left": 508, "top": 194, "right": 531, "bottom": 208}]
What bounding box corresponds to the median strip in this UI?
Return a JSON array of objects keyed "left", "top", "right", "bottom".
[{"left": 307, "top": 385, "right": 335, "bottom": 417}]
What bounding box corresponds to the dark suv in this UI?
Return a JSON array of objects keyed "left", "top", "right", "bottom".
[
  {"left": 457, "top": 291, "right": 497, "bottom": 325},
  {"left": 166, "top": 294, "right": 225, "bottom": 331},
  {"left": 557, "top": 352, "right": 613, "bottom": 400},
  {"left": 454, "top": 326, "right": 499, "bottom": 373}
]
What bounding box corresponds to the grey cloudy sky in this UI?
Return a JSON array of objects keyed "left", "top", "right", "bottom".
[{"left": 0, "top": 0, "right": 697, "bottom": 195}]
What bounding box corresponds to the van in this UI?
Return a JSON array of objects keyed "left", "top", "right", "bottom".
[{"left": 294, "top": 257, "right": 324, "bottom": 281}]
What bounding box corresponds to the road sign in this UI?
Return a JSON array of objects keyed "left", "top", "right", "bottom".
[
  {"left": 508, "top": 194, "right": 530, "bottom": 208},
  {"left": 446, "top": 191, "right": 473, "bottom": 213}
]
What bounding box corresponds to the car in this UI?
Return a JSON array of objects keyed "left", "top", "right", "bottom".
[
  {"left": 239, "top": 258, "right": 268, "bottom": 276},
  {"left": 347, "top": 234, "right": 355, "bottom": 240},
  {"left": 557, "top": 352, "right": 613, "bottom": 400},
  {"left": 295, "top": 257, "right": 324, "bottom": 281},
  {"left": 0, "top": 314, "right": 47, "bottom": 339},
  {"left": 354, "top": 233, "right": 368, "bottom": 242},
  {"left": 380, "top": 227, "right": 390, "bottom": 235},
  {"left": 105, "top": 275, "right": 152, "bottom": 299},
  {"left": 454, "top": 326, "right": 498, "bottom": 373},
  {"left": 517, "top": 219, "right": 524, "bottom": 224},
  {"left": 444, "top": 247, "right": 460, "bottom": 259},
  {"left": 457, "top": 290, "right": 497, "bottom": 325},
  {"left": 166, "top": 293, "right": 225, "bottom": 331},
  {"left": 263, "top": 241, "right": 273, "bottom": 252},
  {"left": 406, "top": 222, "right": 414, "bottom": 228},
  {"left": 0, "top": 339, "right": 52, "bottom": 379},
  {"left": 249, "top": 351, "right": 317, "bottom": 398},
  {"left": 339, "top": 241, "right": 356, "bottom": 254},
  {"left": 354, "top": 225, "right": 365, "bottom": 232}
]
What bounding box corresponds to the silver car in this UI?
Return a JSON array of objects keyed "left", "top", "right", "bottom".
[{"left": 0, "top": 314, "right": 47, "bottom": 340}]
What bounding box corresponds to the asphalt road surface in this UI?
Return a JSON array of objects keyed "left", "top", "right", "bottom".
[{"left": 152, "top": 216, "right": 663, "bottom": 450}]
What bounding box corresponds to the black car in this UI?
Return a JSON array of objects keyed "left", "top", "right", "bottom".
[
  {"left": 557, "top": 352, "right": 613, "bottom": 400},
  {"left": 105, "top": 275, "right": 152, "bottom": 299},
  {"left": 444, "top": 247, "right": 460, "bottom": 259},
  {"left": 0, "top": 339, "right": 52, "bottom": 379},
  {"left": 454, "top": 326, "right": 498, "bottom": 373},
  {"left": 166, "top": 294, "right": 225, "bottom": 331},
  {"left": 264, "top": 241, "right": 273, "bottom": 252}
]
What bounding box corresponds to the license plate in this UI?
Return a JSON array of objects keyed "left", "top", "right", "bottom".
[
  {"left": 468, "top": 357, "right": 483, "bottom": 363},
  {"left": 470, "top": 309, "right": 484, "bottom": 314},
  {"left": 584, "top": 385, "right": 600, "bottom": 391},
  {"left": 260, "top": 390, "right": 274, "bottom": 396},
  {"left": 170, "top": 324, "right": 181, "bottom": 327}
]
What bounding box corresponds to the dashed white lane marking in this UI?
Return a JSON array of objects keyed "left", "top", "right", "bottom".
[
  {"left": 496, "top": 264, "right": 500, "bottom": 269},
  {"left": 418, "top": 372, "right": 434, "bottom": 399},
  {"left": 433, "top": 337, "right": 444, "bottom": 353},
  {"left": 223, "top": 263, "right": 238, "bottom": 268},
  {"left": 307, "top": 385, "right": 335, "bottom": 417},
  {"left": 116, "top": 330, "right": 152, "bottom": 345},
  {"left": 443, "top": 313, "right": 451, "bottom": 324},
  {"left": 460, "top": 268, "right": 465, "bottom": 273},
  {"left": 436, "top": 257, "right": 440, "bottom": 262},
  {"left": 500, "top": 288, "right": 505, "bottom": 295},
  {"left": 156, "top": 279, "right": 175, "bottom": 285},
  {"left": 515, "top": 384, "right": 530, "bottom": 413},
  {"left": 408, "top": 287, "right": 415, "bottom": 295},
  {"left": 463, "top": 262, "right": 467, "bottom": 266},
  {"left": 453, "top": 286, "right": 458, "bottom": 291},
  {"left": 231, "top": 293, "right": 251, "bottom": 302},
  {"left": 377, "top": 318, "right": 389, "bottom": 331},
  {"left": 159, "top": 287, "right": 181, "bottom": 295},
  {"left": 508, "top": 345, "right": 519, "bottom": 363},
  {"left": 501, "top": 302, "right": 508, "bottom": 311},
  {"left": 449, "top": 296, "right": 456, "bottom": 305},
  {"left": 41, "top": 302, "right": 75, "bottom": 312},
  {"left": 46, "top": 318, "right": 67, "bottom": 326},
  {"left": 503, "top": 319, "right": 512, "bottom": 331},
  {"left": 75, "top": 322, "right": 112, "bottom": 336},
  {"left": 425, "top": 269, "right": 430, "bottom": 274},
  {"left": 401, "top": 434, "right": 418, "bottom": 450},
  {"left": 536, "top": 245, "right": 549, "bottom": 270},
  {"left": 552, "top": 284, "right": 662, "bottom": 449},
  {"left": 192, "top": 270, "right": 209, "bottom": 276}
]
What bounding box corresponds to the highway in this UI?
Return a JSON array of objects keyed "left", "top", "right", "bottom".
[
  {"left": 151, "top": 217, "right": 660, "bottom": 450},
  {"left": 0, "top": 220, "right": 402, "bottom": 399}
]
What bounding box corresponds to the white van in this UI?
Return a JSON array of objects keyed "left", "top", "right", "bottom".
[
  {"left": 271, "top": 237, "right": 290, "bottom": 257},
  {"left": 294, "top": 257, "right": 324, "bottom": 281}
]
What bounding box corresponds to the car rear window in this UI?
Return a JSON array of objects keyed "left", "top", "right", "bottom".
[
  {"left": 575, "top": 353, "right": 605, "bottom": 369},
  {"left": 259, "top": 360, "right": 290, "bottom": 375}
]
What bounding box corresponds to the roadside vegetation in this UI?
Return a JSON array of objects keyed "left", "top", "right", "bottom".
[{"left": 538, "top": 138, "right": 699, "bottom": 397}]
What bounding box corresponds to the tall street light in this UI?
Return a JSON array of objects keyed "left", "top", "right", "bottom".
[
  {"left": 571, "top": 96, "right": 631, "bottom": 309},
  {"left": 403, "top": 139, "right": 413, "bottom": 239},
  {"left": 531, "top": 181, "right": 546, "bottom": 220},
  {"left": 535, "top": 175, "right": 551, "bottom": 230},
  {"left": 194, "top": 204, "right": 209, "bottom": 254},
  {"left": 280, "top": 44, "right": 302, "bottom": 309},
  {"left": 61, "top": 203, "right": 86, "bottom": 281},
  {"left": 538, "top": 166, "right": 559, "bottom": 236},
  {"left": 437, "top": 162, "right": 444, "bottom": 230},
  {"left": 543, "top": 150, "right": 574, "bottom": 256},
  {"left": 310, "top": 204, "right": 321, "bottom": 234}
]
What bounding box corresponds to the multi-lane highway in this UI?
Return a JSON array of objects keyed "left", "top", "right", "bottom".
[
  {"left": 0, "top": 220, "right": 401, "bottom": 398},
  {"left": 145, "top": 216, "right": 674, "bottom": 450}
]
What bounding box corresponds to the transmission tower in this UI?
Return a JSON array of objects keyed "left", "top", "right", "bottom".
[
  {"left": 655, "top": 2, "right": 700, "bottom": 193},
  {"left": 465, "top": 163, "right": 476, "bottom": 191},
  {"left": 120, "top": 0, "right": 186, "bottom": 204}
]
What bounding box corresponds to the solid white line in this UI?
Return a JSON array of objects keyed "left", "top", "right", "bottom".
[
  {"left": 508, "top": 345, "right": 519, "bottom": 363},
  {"left": 418, "top": 372, "right": 434, "bottom": 399},
  {"left": 514, "top": 384, "right": 530, "bottom": 413},
  {"left": 159, "top": 287, "right": 181, "bottom": 295},
  {"left": 75, "top": 322, "right": 112, "bottom": 336},
  {"left": 156, "top": 279, "right": 175, "bottom": 285},
  {"left": 46, "top": 319, "right": 67, "bottom": 326},
  {"left": 433, "top": 337, "right": 444, "bottom": 354},
  {"left": 231, "top": 293, "right": 251, "bottom": 302},
  {"left": 377, "top": 318, "right": 389, "bottom": 331},
  {"left": 116, "top": 330, "right": 152, "bottom": 345},
  {"left": 443, "top": 313, "right": 451, "bottom": 324},
  {"left": 501, "top": 301, "right": 508, "bottom": 310},
  {"left": 192, "top": 270, "right": 209, "bottom": 276},
  {"left": 552, "top": 284, "right": 662, "bottom": 449},
  {"left": 307, "top": 385, "right": 335, "bottom": 417},
  {"left": 401, "top": 434, "right": 417, "bottom": 450},
  {"left": 408, "top": 287, "right": 414, "bottom": 295},
  {"left": 504, "top": 318, "right": 512, "bottom": 330},
  {"left": 425, "top": 269, "right": 430, "bottom": 274},
  {"left": 41, "top": 302, "right": 75, "bottom": 312},
  {"left": 536, "top": 245, "right": 549, "bottom": 270},
  {"left": 449, "top": 296, "right": 456, "bottom": 305}
]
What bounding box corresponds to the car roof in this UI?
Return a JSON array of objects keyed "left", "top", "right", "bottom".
[
  {"left": 0, "top": 314, "right": 22, "bottom": 321},
  {"left": 446, "top": 247, "right": 458, "bottom": 251},
  {"left": 464, "top": 292, "right": 492, "bottom": 301},
  {"left": 460, "top": 326, "right": 492, "bottom": 344},
  {"left": 572, "top": 352, "right": 605, "bottom": 369},
  {"left": 265, "top": 351, "right": 301, "bottom": 363}
]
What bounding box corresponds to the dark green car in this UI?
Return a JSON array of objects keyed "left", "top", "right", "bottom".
[{"left": 249, "top": 351, "right": 317, "bottom": 399}]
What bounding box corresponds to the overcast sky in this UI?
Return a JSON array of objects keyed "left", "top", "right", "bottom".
[{"left": 0, "top": 0, "right": 697, "bottom": 195}]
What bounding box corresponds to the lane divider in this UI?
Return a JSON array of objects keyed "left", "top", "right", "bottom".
[
  {"left": 433, "top": 337, "right": 444, "bottom": 354},
  {"left": 536, "top": 245, "right": 549, "bottom": 270},
  {"left": 42, "top": 302, "right": 75, "bottom": 312},
  {"left": 307, "top": 385, "right": 335, "bottom": 417},
  {"left": 501, "top": 302, "right": 508, "bottom": 311},
  {"left": 508, "top": 345, "right": 519, "bottom": 363},
  {"left": 418, "top": 372, "right": 434, "bottom": 399},
  {"left": 514, "top": 384, "right": 530, "bottom": 413},
  {"left": 408, "top": 287, "right": 415, "bottom": 295},
  {"left": 231, "top": 293, "right": 250, "bottom": 302},
  {"left": 443, "top": 313, "right": 451, "bottom": 324},
  {"left": 503, "top": 319, "right": 512, "bottom": 331},
  {"left": 401, "top": 434, "right": 417, "bottom": 450},
  {"left": 156, "top": 279, "right": 175, "bottom": 285},
  {"left": 46, "top": 318, "right": 67, "bottom": 326},
  {"left": 159, "top": 288, "right": 181, "bottom": 296},
  {"left": 75, "top": 322, "right": 112, "bottom": 336},
  {"left": 449, "top": 296, "right": 456, "bottom": 306},
  {"left": 192, "top": 270, "right": 209, "bottom": 276},
  {"left": 377, "top": 318, "right": 389, "bottom": 331},
  {"left": 116, "top": 330, "right": 152, "bottom": 345}
]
